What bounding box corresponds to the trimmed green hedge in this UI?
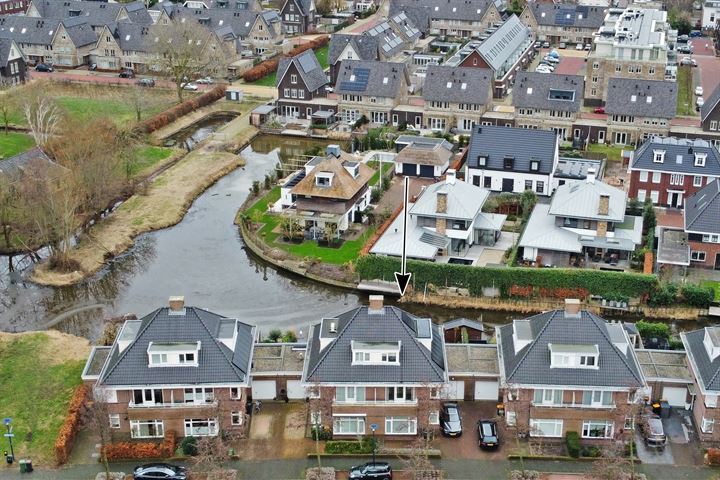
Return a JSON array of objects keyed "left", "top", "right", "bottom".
[
  {"left": 324, "top": 438, "right": 374, "bottom": 454},
  {"left": 566, "top": 431, "right": 580, "bottom": 458},
  {"left": 356, "top": 256, "right": 658, "bottom": 299}
]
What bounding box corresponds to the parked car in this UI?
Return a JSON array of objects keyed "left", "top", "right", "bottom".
[
  {"left": 133, "top": 463, "right": 187, "bottom": 479},
  {"left": 181, "top": 82, "right": 199, "bottom": 91},
  {"left": 695, "top": 85, "right": 704, "bottom": 96},
  {"left": 195, "top": 76, "right": 214, "bottom": 84},
  {"left": 690, "top": 29, "right": 703, "bottom": 37},
  {"left": 34, "top": 63, "right": 53, "bottom": 72},
  {"left": 477, "top": 420, "right": 499, "bottom": 449},
  {"left": 440, "top": 402, "right": 462, "bottom": 437},
  {"left": 639, "top": 415, "right": 667, "bottom": 448},
  {"left": 548, "top": 49, "right": 560, "bottom": 58},
  {"left": 584, "top": 43, "right": 592, "bottom": 50},
  {"left": 534, "top": 40, "right": 542, "bottom": 48},
  {"left": 544, "top": 55, "right": 560, "bottom": 64},
  {"left": 136, "top": 78, "right": 155, "bottom": 87},
  {"left": 538, "top": 64, "right": 554, "bottom": 72},
  {"left": 559, "top": 42, "right": 567, "bottom": 49},
  {"left": 535, "top": 67, "right": 552, "bottom": 73},
  {"left": 677, "top": 44, "right": 693, "bottom": 54},
  {"left": 542, "top": 41, "right": 550, "bottom": 48},
  {"left": 119, "top": 69, "right": 135, "bottom": 78},
  {"left": 680, "top": 57, "right": 697, "bottom": 66},
  {"left": 348, "top": 462, "right": 393, "bottom": 480},
  {"left": 677, "top": 34, "right": 689, "bottom": 43},
  {"left": 575, "top": 43, "right": 583, "bottom": 50},
  {"left": 697, "top": 97, "right": 705, "bottom": 109},
  {"left": 593, "top": 107, "right": 605, "bottom": 114}
]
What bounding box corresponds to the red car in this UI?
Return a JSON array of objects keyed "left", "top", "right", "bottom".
[{"left": 594, "top": 107, "right": 606, "bottom": 114}]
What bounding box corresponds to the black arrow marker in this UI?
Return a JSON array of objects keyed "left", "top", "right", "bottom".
[{"left": 394, "top": 176, "right": 412, "bottom": 296}]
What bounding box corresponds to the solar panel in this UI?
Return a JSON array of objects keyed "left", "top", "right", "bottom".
[
  {"left": 298, "top": 52, "right": 316, "bottom": 73},
  {"left": 555, "top": 10, "right": 575, "bottom": 25},
  {"left": 340, "top": 67, "right": 370, "bottom": 92}
]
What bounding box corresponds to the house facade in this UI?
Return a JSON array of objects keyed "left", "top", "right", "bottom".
[
  {"left": 0, "top": 38, "right": 25, "bottom": 85},
  {"left": 280, "top": 0, "right": 315, "bottom": 35},
  {"left": 684, "top": 179, "right": 720, "bottom": 270},
  {"left": 700, "top": 84, "right": 720, "bottom": 140},
  {"left": 0, "top": 0, "right": 28, "bottom": 15},
  {"left": 301, "top": 295, "right": 448, "bottom": 438},
  {"left": 702, "top": 0, "right": 720, "bottom": 28},
  {"left": 390, "top": 0, "right": 504, "bottom": 38},
  {"left": 465, "top": 125, "right": 559, "bottom": 196},
  {"left": 276, "top": 49, "right": 332, "bottom": 120},
  {"left": 628, "top": 137, "right": 720, "bottom": 208},
  {"left": 497, "top": 300, "right": 647, "bottom": 443},
  {"left": 682, "top": 326, "right": 720, "bottom": 443},
  {"left": 519, "top": 3, "right": 606, "bottom": 46},
  {"left": 82, "top": 297, "right": 255, "bottom": 440}
]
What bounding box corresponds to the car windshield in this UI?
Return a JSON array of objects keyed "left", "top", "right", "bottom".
[
  {"left": 444, "top": 408, "right": 459, "bottom": 421},
  {"left": 481, "top": 423, "right": 494, "bottom": 436}
]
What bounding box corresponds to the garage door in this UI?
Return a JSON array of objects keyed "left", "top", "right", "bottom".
[
  {"left": 474, "top": 380, "right": 499, "bottom": 401},
  {"left": 286, "top": 380, "right": 306, "bottom": 400},
  {"left": 419, "top": 165, "right": 435, "bottom": 177},
  {"left": 251, "top": 380, "right": 277, "bottom": 400},
  {"left": 449, "top": 381, "right": 465, "bottom": 400},
  {"left": 662, "top": 386, "right": 688, "bottom": 407},
  {"left": 402, "top": 163, "right": 417, "bottom": 176}
]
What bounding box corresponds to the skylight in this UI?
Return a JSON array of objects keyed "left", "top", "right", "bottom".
[{"left": 548, "top": 89, "right": 574, "bottom": 101}]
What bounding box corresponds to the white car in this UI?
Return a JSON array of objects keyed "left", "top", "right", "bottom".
[
  {"left": 575, "top": 43, "right": 583, "bottom": 50},
  {"left": 697, "top": 97, "right": 705, "bottom": 108},
  {"left": 695, "top": 85, "right": 704, "bottom": 96},
  {"left": 544, "top": 55, "right": 560, "bottom": 64},
  {"left": 195, "top": 77, "right": 214, "bottom": 84},
  {"left": 181, "top": 82, "right": 199, "bottom": 91},
  {"left": 535, "top": 65, "right": 553, "bottom": 73}
]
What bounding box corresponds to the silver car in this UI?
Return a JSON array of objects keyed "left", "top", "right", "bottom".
[{"left": 640, "top": 415, "right": 667, "bottom": 448}]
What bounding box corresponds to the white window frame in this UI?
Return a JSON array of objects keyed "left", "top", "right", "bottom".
[
  {"left": 637, "top": 189, "right": 646, "bottom": 202},
  {"left": 711, "top": 120, "right": 718, "bottom": 131},
  {"left": 333, "top": 415, "right": 366, "bottom": 435},
  {"left": 429, "top": 411, "right": 440, "bottom": 425},
  {"left": 385, "top": 416, "right": 417, "bottom": 435},
  {"left": 231, "top": 411, "right": 243, "bottom": 426},
  {"left": 230, "top": 387, "right": 241, "bottom": 399},
  {"left": 290, "top": 73, "right": 297, "bottom": 84},
  {"left": 184, "top": 387, "right": 214, "bottom": 404},
  {"left": 652, "top": 171, "right": 662, "bottom": 183},
  {"left": 653, "top": 150, "right": 665, "bottom": 163},
  {"left": 529, "top": 419, "right": 563, "bottom": 437},
  {"left": 109, "top": 414, "right": 120, "bottom": 429},
  {"left": 335, "top": 386, "right": 366, "bottom": 403},
  {"left": 533, "top": 389, "right": 563, "bottom": 406},
  {"left": 506, "top": 410, "right": 517, "bottom": 426},
  {"left": 184, "top": 418, "right": 219, "bottom": 437},
  {"left": 695, "top": 153, "right": 707, "bottom": 167},
  {"left": 130, "top": 419, "right": 164, "bottom": 439},
  {"left": 650, "top": 190, "right": 660, "bottom": 204},
  {"left": 582, "top": 390, "right": 614, "bottom": 407},
  {"left": 691, "top": 251, "right": 707, "bottom": 262},
  {"left": 694, "top": 176, "right": 703, "bottom": 187},
  {"left": 702, "top": 417, "right": 715, "bottom": 433},
  {"left": 582, "top": 420, "right": 614, "bottom": 439},
  {"left": 639, "top": 170, "right": 648, "bottom": 182}
]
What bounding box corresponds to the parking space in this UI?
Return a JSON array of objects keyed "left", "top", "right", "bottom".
[
  {"left": 528, "top": 48, "right": 587, "bottom": 76},
  {"left": 434, "top": 401, "right": 506, "bottom": 460},
  {"left": 696, "top": 55, "right": 720, "bottom": 102},
  {"left": 635, "top": 409, "right": 704, "bottom": 467}
]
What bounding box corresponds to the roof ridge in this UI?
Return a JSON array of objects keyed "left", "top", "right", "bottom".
[
  {"left": 193, "top": 307, "right": 246, "bottom": 380},
  {"left": 306, "top": 307, "right": 363, "bottom": 380},
  {"left": 101, "top": 308, "right": 162, "bottom": 382},
  {"left": 392, "top": 307, "right": 445, "bottom": 379},
  {"left": 505, "top": 310, "right": 557, "bottom": 382}
]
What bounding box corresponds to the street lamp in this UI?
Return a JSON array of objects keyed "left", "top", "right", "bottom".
[
  {"left": 370, "top": 423, "right": 378, "bottom": 467},
  {"left": 3, "top": 418, "right": 14, "bottom": 464}
]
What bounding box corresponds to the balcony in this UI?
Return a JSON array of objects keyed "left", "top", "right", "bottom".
[
  {"left": 129, "top": 400, "right": 218, "bottom": 409},
  {"left": 332, "top": 399, "right": 418, "bottom": 407},
  {"left": 531, "top": 402, "right": 615, "bottom": 409}
]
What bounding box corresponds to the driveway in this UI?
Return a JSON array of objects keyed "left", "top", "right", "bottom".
[
  {"left": 434, "top": 401, "right": 506, "bottom": 460},
  {"left": 242, "top": 402, "right": 314, "bottom": 460},
  {"left": 635, "top": 409, "right": 702, "bottom": 466}
]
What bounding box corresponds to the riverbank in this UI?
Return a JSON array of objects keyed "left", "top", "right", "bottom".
[{"left": 31, "top": 111, "right": 259, "bottom": 287}]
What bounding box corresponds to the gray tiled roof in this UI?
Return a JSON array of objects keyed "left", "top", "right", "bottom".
[
  {"left": 605, "top": 78, "right": 677, "bottom": 119},
  {"left": 683, "top": 329, "right": 720, "bottom": 392},
  {"left": 529, "top": 3, "right": 606, "bottom": 28},
  {"left": 390, "top": 0, "right": 502, "bottom": 22},
  {"left": 0, "top": 17, "right": 60, "bottom": 46},
  {"left": 31, "top": 0, "right": 152, "bottom": 26},
  {"left": 684, "top": 179, "right": 720, "bottom": 234},
  {"left": 0, "top": 38, "right": 17, "bottom": 67},
  {"left": 476, "top": 15, "right": 530, "bottom": 72},
  {"left": 631, "top": 137, "right": 720, "bottom": 176},
  {"left": 422, "top": 65, "right": 491, "bottom": 104},
  {"left": 466, "top": 125, "right": 557, "bottom": 174},
  {"left": 277, "top": 49, "right": 327, "bottom": 91},
  {"left": 701, "top": 83, "right": 720, "bottom": 123},
  {"left": 304, "top": 306, "right": 447, "bottom": 384},
  {"left": 498, "top": 310, "right": 644, "bottom": 388},
  {"left": 164, "top": 5, "right": 260, "bottom": 38},
  {"left": 329, "top": 34, "right": 379, "bottom": 65},
  {"left": 513, "top": 71, "right": 583, "bottom": 113},
  {"left": 100, "top": 306, "right": 255, "bottom": 386},
  {"left": 64, "top": 18, "right": 97, "bottom": 47},
  {"left": 334, "top": 60, "right": 407, "bottom": 98},
  {"left": 388, "top": 4, "right": 430, "bottom": 35},
  {"left": 0, "top": 147, "right": 56, "bottom": 177},
  {"left": 114, "top": 22, "right": 152, "bottom": 51}
]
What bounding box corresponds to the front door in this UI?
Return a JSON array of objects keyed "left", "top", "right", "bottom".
[
  {"left": 715, "top": 253, "right": 720, "bottom": 270},
  {"left": 669, "top": 192, "right": 683, "bottom": 208},
  {"left": 501, "top": 178, "right": 514, "bottom": 192},
  {"left": 598, "top": 130, "right": 605, "bottom": 143},
  {"left": 614, "top": 132, "right": 627, "bottom": 145}
]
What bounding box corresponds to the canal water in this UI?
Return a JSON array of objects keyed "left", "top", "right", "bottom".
[{"left": 0, "top": 134, "right": 697, "bottom": 341}]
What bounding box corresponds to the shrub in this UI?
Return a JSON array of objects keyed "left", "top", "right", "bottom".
[
  {"left": 311, "top": 426, "right": 332, "bottom": 441},
  {"left": 625, "top": 439, "right": 637, "bottom": 458},
  {"left": 681, "top": 284, "right": 714, "bottom": 308},
  {"left": 54, "top": 384, "right": 89, "bottom": 465},
  {"left": 324, "top": 438, "right": 374, "bottom": 454},
  {"left": 648, "top": 283, "right": 679, "bottom": 307},
  {"left": 510, "top": 471, "right": 540, "bottom": 480},
  {"left": 181, "top": 436, "right": 198, "bottom": 456},
  {"left": 707, "top": 447, "right": 720, "bottom": 465},
  {"left": 104, "top": 431, "right": 177, "bottom": 461},
  {"left": 581, "top": 446, "right": 602, "bottom": 457},
  {"left": 566, "top": 431, "right": 580, "bottom": 458},
  {"left": 636, "top": 320, "right": 671, "bottom": 340},
  {"left": 138, "top": 85, "right": 226, "bottom": 134},
  {"left": 669, "top": 338, "right": 685, "bottom": 350}
]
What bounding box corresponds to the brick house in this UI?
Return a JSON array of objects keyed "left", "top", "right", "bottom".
[
  {"left": 518, "top": 3, "right": 605, "bottom": 46},
  {"left": 683, "top": 179, "right": 720, "bottom": 269},
  {"left": 279, "top": 0, "right": 315, "bottom": 35},
  {"left": 699, "top": 84, "right": 720, "bottom": 149},
  {"left": 0, "top": 0, "right": 29, "bottom": 16},
  {"left": 82, "top": 297, "right": 255, "bottom": 440},
  {"left": 682, "top": 326, "right": 720, "bottom": 443},
  {"left": 276, "top": 49, "right": 332, "bottom": 120},
  {"left": 497, "top": 300, "right": 647, "bottom": 443},
  {"left": 301, "top": 295, "right": 448, "bottom": 438},
  {"left": 0, "top": 38, "right": 25, "bottom": 85},
  {"left": 628, "top": 137, "right": 720, "bottom": 208},
  {"left": 390, "top": 0, "right": 503, "bottom": 38}
]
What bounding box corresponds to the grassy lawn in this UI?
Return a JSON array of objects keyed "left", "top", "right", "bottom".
[
  {"left": 587, "top": 143, "right": 632, "bottom": 162},
  {"left": 677, "top": 66, "right": 696, "bottom": 116},
  {"left": 56, "top": 97, "right": 170, "bottom": 125},
  {"left": 702, "top": 280, "right": 720, "bottom": 302},
  {"left": 368, "top": 161, "right": 394, "bottom": 186},
  {"left": 0, "top": 333, "right": 88, "bottom": 464},
  {"left": 250, "top": 45, "right": 330, "bottom": 87},
  {"left": 0, "top": 132, "right": 34, "bottom": 159},
  {"left": 250, "top": 71, "right": 278, "bottom": 87},
  {"left": 245, "top": 187, "right": 375, "bottom": 264},
  {"left": 130, "top": 146, "right": 175, "bottom": 177}
]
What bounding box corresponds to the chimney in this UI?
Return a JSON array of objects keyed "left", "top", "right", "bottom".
[
  {"left": 564, "top": 298, "right": 581, "bottom": 317},
  {"left": 168, "top": 296, "right": 185, "bottom": 313},
  {"left": 436, "top": 190, "right": 448, "bottom": 213},
  {"left": 368, "top": 295, "right": 384, "bottom": 314},
  {"left": 446, "top": 169, "right": 456, "bottom": 185},
  {"left": 598, "top": 194, "right": 609, "bottom": 216},
  {"left": 586, "top": 167, "right": 596, "bottom": 184}
]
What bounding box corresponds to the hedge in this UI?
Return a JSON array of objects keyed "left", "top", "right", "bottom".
[
  {"left": 103, "top": 430, "right": 177, "bottom": 461},
  {"left": 139, "top": 85, "right": 227, "bottom": 134},
  {"left": 566, "top": 431, "right": 580, "bottom": 458},
  {"left": 54, "top": 384, "right": 89, "bottom": 465},
  {"left": 242, "top": 35, "right": 329, "bottom": 83},
  {"left": 324, "top": 438, "right": 374, "bottom": 454},
  {"left": 355, "top": 255, "right": 658, "bottom": 299},
  {"left": 707, "top": 448, "right": 720, "bottom": 466}
]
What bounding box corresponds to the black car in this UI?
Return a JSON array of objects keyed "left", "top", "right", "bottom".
[
  {"left": 349, "top": 462, "right": 392, "bottom": 480},
  {"left": 133, "top": 463, "right": 187, "bottom": 479},
  {"left": 119, "top": 69, "right": 135, "bottom": 78},
  {"left": 137, "top": 78, "right": 156, "bottom": 87},
  {"left": 440, "top": 402, "right": 462, "bottom": 437},
  {"left": 478, "top": 419, "right": 499, "bottom": 449},
  {"left": 35, "top": 63, "right": 53, "bottom": 72}
]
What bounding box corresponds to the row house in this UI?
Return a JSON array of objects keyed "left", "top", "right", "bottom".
[
  {"left": 519, "top": 173, "right": 643, "bottom": 268},
  {"left": 389, "top": 0, "right": 504, "bottom": 38},
  {"left": 329, "top": 34, "right": 382, "bottom": 86},
  {"left": 497, "top": 300, "right": 646, "bottom": 443},
  {"left": 0, "top": 0, "right": 29, "bottom": 16},
  {"left": 519, "top": 3, "right": 606, "bottom": 46},
  {"left": 512, "top": 72, "right": 584, "bottom": 142},
  {"left": 178, "top": 0, "right": 262, "bottom": 10},
  {"left": 702, "top": 0, "right": 720, "bottom": 28},
  {"left": 628, "top": 137, "right": 720, "bottom": 208},
  {"left": 584, "top": 8, "right": 671, "bottom": 105},
  {"left": 683, "top": 326, "right": 720, "bottom": 442},
  {"left": 465, "top": 125, "right": 558, "bottom": 196},
  {"left": 388, "top": 3, "right": 430, "bottom": 37},
  {"left": 603, "top": 78, "right": 676, "bottom": 146},
  {"left": 334, "top": 60, "right": 410, "bottom": 126},
  {"left": 276, "top": 49, "right": 332, "bottom": 120},
  {"left": 26, "top": 0, "right": 153, "bottom": 32},
  {"left": 0, "top": 38, "right": 26, "bottom": 85},
  {"left": 301, "top": 295, "right": 449, "bottom": 438},
  {"left": 279, "top": 0, "right": 315, "bottom": 35},
  {"left": 452, "top": 15, "right": 534, "bottom": 98},
  {"left": 82, "top": 297, "right": 255, "bottom": 440},
  {"left": 421, "top": 65, "right": 492, "bottom": 133},
  {"left": 699, "top": 85, "right": 720, "bottom": 149},
  {"left": 683, "top": 180, "right": 720, "bottom": 269}
]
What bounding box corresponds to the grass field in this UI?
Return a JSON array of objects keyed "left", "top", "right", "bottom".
[
  {"left": 251, "top": 45, "right": 330, "bottom": 87},
  {"left": 130, "top": 146, "right": 175, "bottom": 177},
  {"left": 702, "top": 280, "right": 720, "bottom": 302},
  {"left": 0, "top": 132, "right": 35, "bottom": 158},
  {"left": 368, "top": 161, "right": 394, "bottom": 187},
  {"left": 587, "top": 143, "right": 632, "bottom": 162},
  {"left": 0, "top": 332, "right": 89, "bottom": 464},
  {"left": 245, "top": 186, "right": 374, "bottom": 264},
  {"left": 677, "top": 66, "right": 696, "bottom": 116}
]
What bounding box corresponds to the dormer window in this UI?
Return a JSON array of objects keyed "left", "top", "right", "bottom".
[
  {"left": 695, "top": 153, "right": 707, "bottom": 167},
  {"left": 704, "top": 327, "right": 720, "bottom": 361},
  {"left": 530, "top": 160, "right": 540, "bottom": 171},
  {"left": 549, "top": 344, "right": 599, "bottom": 369},
  {"left": 315, "top": 172, "right": 333, "bottom": 187},
  {"left": 503, "top": 156, "right": 514, "bottom": 170},
  {"left": 477, "top": 155, "right": 487, "bottom": 167},
  {"left": 147, "top": 341, "right": 200, "bottom": 367},
  {"left": 653, "top": 150, "right": 665, "bottom": 163},
  {"left": 351, "top": 340, "right": 401, "bottom": 365}
]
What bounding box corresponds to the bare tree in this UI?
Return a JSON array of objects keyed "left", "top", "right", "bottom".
[
  {"left": 22, "top": 93, "right": 61, "bottom": 147},
  {"left": 307, "top": 382, "right": 334, "bottom": 469},
  {"left": 0, "top": 174, "right": 21, "bottom": 253},
  {"left": 0, "top": 80, "right": 18, "bottom": 135},
  {"left": 189, "top": 400, "right": 238, "bottom": 480},
  {"left": 84, "top": 390, "right": 114, "bottom": 480},
  {"left": 128, "top": 86, "right": 162, "bottom": 123},
  {"left": 399, "top": 437, "right": 439, "bottom": 480}
]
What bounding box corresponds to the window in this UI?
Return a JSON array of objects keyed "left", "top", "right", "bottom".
[
  {"left": 703, "top": 234, "right": 720, "bottom": 243},
  {"left": 184, "top": 418, "right": 218, "bottom": 437},
  {"left": 702, "top": 417, "right": 715, "bottom": 434},
  {"left": 506, "top": 410, "right": 517, "bottom": 426},
  {"left": 533, "top": 389, "right": 563, "bottom": 406},
  {"left": 381, "top": 353, "right": 397, "bottom": 362},
  {"left": 580, "top": 355, "right": 596, "bottom": 366},
  {"left": 691, "top": 251, "right": 707, "bottom": 262},
  {"left": 639, "top": 171, "right": 648, "bottom": 182},
  {"left": 530, "top": 160, "right": 539, "bottom": 171},
  {"left": 582, "top": 390, "right": 613, "bottom": 407},
  {"left": 650, "top": 191, "right": 660, "bottom": 204},
  {"left": 535, "top": 181, "right": 544, "bottom": 194},
  {"left": 653, "top": 150, "right": 665, "bottom": 163},
  {"left": 333, "top": 416, "right": 365, "bottom": 435},
  {"left": 652, "top": 171, "right": 662, "bottom": 184},
  {"left": 670, "top": 174, "right": 684, "bottom": 186},
  {"left": 283, "top": 88, "right": 289, "bottom": 97},
  {"left": 230, "top": 387, "right": 240, "bottom": 399},
  {"left": 298, "top": 90, "right": 305, "bottom": 99},
  {"left": 184, "top": 387, "right": 214, "bottom": 404},
  {"left": 503, "top": 157, "right": 514, "bottom": 169},
  {"left": 335, "top": 386, "right": 366, "bottom": 403},
  {"left": 133, "top": 388, "right": 164, "bottom": 406},
  {"left": 694, "top": 176, "right": 703, "bottom": 187},
  {"left": 477, "top": 155, "right": 487, "bottom": 167},
  {"left": 386, "top": 416, "right": 417, "bottom": 435},
  {"left": 695, "top": 153, "right": 707, "bottom": 167},
  {"left": 711, "top": 121, "right": 718, "bottom": 131},
  {"left": 109, "top": 414, "right": 120, "bottom": 429},
  {"left": 354, "top": 352, "right": 370, "bottom": 362},
  {"left": 524, "top": 180, "right": 533, "bottom": 190},
  {"left": 529, "top": 419, "right": 563, "bottom": 437},
  {"left": 179, "top": 352, "right": 194, "bottom": 363},
  {"left": 624, "top": 417, "right": 635, "bottom": 430},
  {"left": 649, "top": 66, "right": 655, "bottom": 75},
  {"left": 429, "top": 411, "right": 440, "bottom": 425},
  {"left": 387, "top": 386, "right": 414, "bottom": 402},
  {"left": 582, "top": 420, "right": 614, "bottom": 438},
  {"left": 231, "top": 412, "right": 242, "bottom": 426},
  {"left": 150, "top": 353, "right": 168, "bottom": 365},
  {"left": 130, "top": 420, "right": 164, "bottom": 438},
  {"left": 615, "top": 63, "right": 621, "bottom": 72},
  {"left": 592, "top": 61, "right": 599, "bottom": 70}
]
